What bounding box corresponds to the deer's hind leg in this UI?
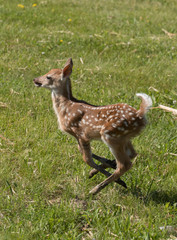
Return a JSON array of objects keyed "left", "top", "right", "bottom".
[
  {"left": 78, "top": 139, "right": 127, "bottom": 190},
  {"left": 125, "top": 141, "right": 137, "bottom": 159},
  {"left": 89, "top": 140, "right": 136, "bottom": 178},
  {"left": 89, "top": 134, "right": 132, "bottom": 195}
]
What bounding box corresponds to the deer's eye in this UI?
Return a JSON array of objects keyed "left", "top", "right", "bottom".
[{"left": 46, "top": 76, "right": 52, "bottom": 80}]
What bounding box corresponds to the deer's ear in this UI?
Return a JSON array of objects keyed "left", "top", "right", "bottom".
[{"left": 61, "top": 58, "right": 73, "bottom": 79}]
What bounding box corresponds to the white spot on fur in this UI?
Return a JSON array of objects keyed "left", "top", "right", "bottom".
[
  {"left": 112, "top": 123, "right": 117, "bottom": 128},
  {"left": 77, "top": 109, "right": 83, "bottom": 114}
]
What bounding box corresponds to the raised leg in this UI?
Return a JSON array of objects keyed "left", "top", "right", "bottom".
[
  {"left": 78, "top": 139, "right": 127, "bottom": 189},
  {"left": 89, "top": 135, "right": 132, "bottom": 195},
  {"left": 89, "top": 140, "right": 136, "bottom": 178},
  {"left": 89, "top": 154, "right": 116, "bottom": 178},
  {"left": 78, "top": 139, "right": 112, "bottom": 178},
  {"left": 92, "top": 153, "right": 116, "bottom": 168},
  {"left": 79, "top": 144, "right": 116, "bottom": 169}
]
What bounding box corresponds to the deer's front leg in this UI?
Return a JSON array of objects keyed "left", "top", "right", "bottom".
[
  {"left": 89, "top": 154, "right": 116, "bottom": 178},
  {"left": 78, "top": 140, "right": 115, "bottom": 173},
  {"left": 78, "top": 139, "right": 112, "bottom": 178},
  {"left": 92, "top": 153, "right": 116, "bottom": 168},
  {"left": 78, "top": 145, "right": 116, "bottom": 169}
]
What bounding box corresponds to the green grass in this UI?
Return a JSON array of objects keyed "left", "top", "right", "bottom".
[{"left": 0, "top": 0, "right": 177, "bottom": 239}]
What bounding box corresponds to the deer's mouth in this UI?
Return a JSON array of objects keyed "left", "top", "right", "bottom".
[{"left": 33, "top": 79, "right": 42, "bottom": 87}]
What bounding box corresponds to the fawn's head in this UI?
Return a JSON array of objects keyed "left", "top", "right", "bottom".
[{"left": 33, "top": 58, "right": 73, "bottom": 92}]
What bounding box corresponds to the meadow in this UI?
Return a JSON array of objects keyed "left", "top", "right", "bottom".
[{"left": 0, "top": 0, "right": 177, "bottom": 239}]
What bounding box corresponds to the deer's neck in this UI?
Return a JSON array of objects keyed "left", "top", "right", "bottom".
[
  {"left": 51, "top": 78, "right": 73, "bottom": 105},
  {"left": 66, "top": 77, "right": 78, "bottom": 102},
  {"left": 51, "top": 89, "right": 70, "bottom": 110},
  {"left": 51, "top": 87, "right": 71, "bottom": 131}
]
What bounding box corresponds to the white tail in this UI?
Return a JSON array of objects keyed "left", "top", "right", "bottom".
[
  {"left": 33, "top": 58, "right": 152, "bottom": 195},
  {"left": 136, "top": 93, "right": 152, "bottom": 117}
]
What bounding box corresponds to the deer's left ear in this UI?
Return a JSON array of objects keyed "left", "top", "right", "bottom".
[{"left": 61, "top": 58, "right": 73, "bottom": 80}]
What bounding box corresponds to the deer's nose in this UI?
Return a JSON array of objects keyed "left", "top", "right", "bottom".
[{"left": 33, "top": 78, "right": 42, "bottom": 87}]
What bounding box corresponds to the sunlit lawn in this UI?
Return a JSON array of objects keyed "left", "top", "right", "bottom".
[{"left": 0, "top": 0, "right": 177, "bottom": 239}]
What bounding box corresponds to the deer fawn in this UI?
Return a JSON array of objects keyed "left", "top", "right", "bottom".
[{"left": 33, "top": 58, "right": 152, "bottom": 195}]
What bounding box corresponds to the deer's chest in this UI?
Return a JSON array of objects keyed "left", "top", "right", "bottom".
[
  {"left": 52, "top": 93, "right": 66, "bottom": 131},
  {"left": 52, "top": 102, "right": 64, "bottom": 131}
]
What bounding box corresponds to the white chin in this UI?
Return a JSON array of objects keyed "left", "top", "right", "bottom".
[{"left": 34, "top": 83, "right": 40, "bottom": 87}]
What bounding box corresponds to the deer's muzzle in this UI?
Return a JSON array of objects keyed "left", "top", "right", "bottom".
[{"left": 33, "top": 78, "right": 42, "bottom": 87}]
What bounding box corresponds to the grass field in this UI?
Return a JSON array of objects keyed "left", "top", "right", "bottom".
[{"left": 0, "top": 0, "right": 177, "bottom": 239}]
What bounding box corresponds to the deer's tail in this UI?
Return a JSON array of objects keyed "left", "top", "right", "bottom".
[{"left": 136, "top": 93, "right": 152, "bottom": 117}]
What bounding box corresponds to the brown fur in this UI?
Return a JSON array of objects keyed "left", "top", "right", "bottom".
[{"left": 33, "top": 58, "right": 152, "bottom": 195}]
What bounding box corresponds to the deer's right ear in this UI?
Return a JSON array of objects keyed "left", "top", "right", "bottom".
[{"left": 61, "top": 58, "right": 73, "bottom": 80}]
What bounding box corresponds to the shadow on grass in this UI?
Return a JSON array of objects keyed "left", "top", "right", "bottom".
[
  {"left": 130, "top": 185, "right": 177, "bottom": 206},
  {"left": 148, "top": 190, "right": 177, "bottom": 205}
]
